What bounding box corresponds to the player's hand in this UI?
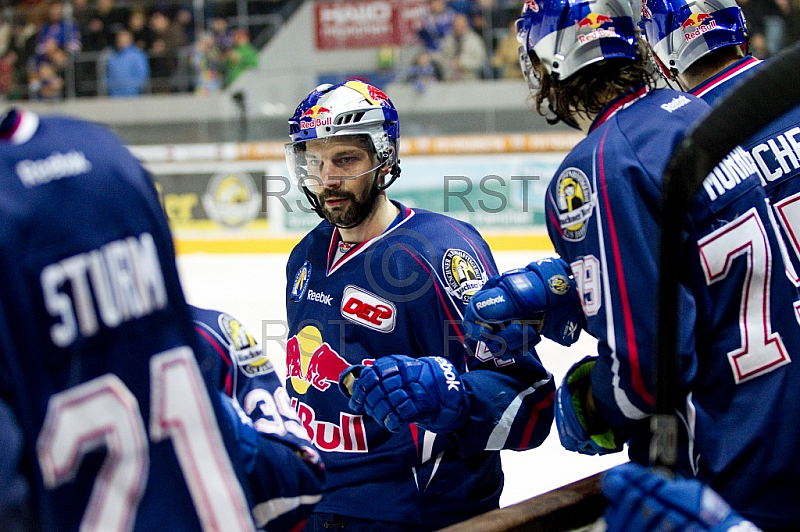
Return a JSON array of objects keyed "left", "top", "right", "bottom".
[
  {"left": 463, "top": 257, "right": 584, "bottom": 357},
  {"left": 556, "top": 356, "right": 625, "bottom": 455},
  {"left": 339, "top": 355, "right": 469, "bottom": 433},
  {"left": 602, "top": 463, "right": 761, "bottom": 532}
]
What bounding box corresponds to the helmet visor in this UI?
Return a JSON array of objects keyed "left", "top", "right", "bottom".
[{"left": 285, "top": 135, "right": 388, "bottom": 191}]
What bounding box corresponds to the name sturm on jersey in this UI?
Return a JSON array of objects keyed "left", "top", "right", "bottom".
[
  {"left": 661, "top": 95, "right": 691, "bottom": 113},
  {"left": 16, "top": 150, "right": 92, "bottom": 187},
  {"left": 40, "top": 233, "right": 168, "bottom": 348},
  {"left": 702, "top": 146, "right": 760, "bottom": 202}
]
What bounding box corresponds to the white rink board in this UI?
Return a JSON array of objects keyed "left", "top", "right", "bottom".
[{"left": 176, "top": 250, "right": 628, "bottom": 508}]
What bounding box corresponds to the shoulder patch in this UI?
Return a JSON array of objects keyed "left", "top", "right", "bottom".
[
  {"left": 290, "top": 260, "right": 312, "bottom": 302},
  {"left": 554, "top": 167, "right": 595, "bottom": 242},
  {"left": 218, "top": 313, "right": 274, "bottom": 377},
  {"left": 442, "top": 249, "right": 485, "bottom": 304}
]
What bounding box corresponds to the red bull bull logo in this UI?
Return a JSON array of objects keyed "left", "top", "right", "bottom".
[
  {"left": 286, "top": 325, "right": 374, "bottom": 393},
  {"left": 682, "top": 13, "right": 716, "bottom": 41},
  {"left": 299, "top": 105, "right": 333, "bottom": 130},
  {"left": 345, "top": 80, "right": 389, "bottom": 105},
  {"left": 577, "top": 13, "right": 613, "bottom": 29},
  {"left": 522, "top": 0, "right": 539, "bottom": 13},
  {"left": 291, "top": 397, "right": 369, "bottom": 452}
]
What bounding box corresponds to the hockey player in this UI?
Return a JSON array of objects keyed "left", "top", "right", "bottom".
[
  {"left": 462, "top": 0, "right": 800, "bottom": 529},
  {"left": 0, "top": 108, "right": 323, "bottom": 531},
  {"left": 283, "top": 80, "right": 556, "bottom": 530},
  {"left": 640, "top": 0, "right": 800, "bottom": 274},
  {"left": 190, "top": 305, "right": 325, "bottom": 531},
  {"left": 601, "top": 462, "right": 762, "bottom": 532}
]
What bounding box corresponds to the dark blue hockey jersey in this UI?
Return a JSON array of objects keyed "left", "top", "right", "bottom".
[
  {"left": 0, "top": 111, "right": 258, "bottom": 531},
  {"left": 691, "top": 56, "right": 800, "bottom": 278},
  {"left": 285, "top": 203, "right": 555, "bottom": 528},
  {"left": 190, "top": 305, "right": 325, "bottom": 531},
  {"left": 545, "top": 87, "right": 800, "bottom": 529}
]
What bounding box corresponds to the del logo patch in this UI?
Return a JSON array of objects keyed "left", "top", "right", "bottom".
[
  {"left": 442, "top": 249, "right": 485, "bottom": 303},
  {"left": 290, "top": 261, "right": 312, "bottom": 302},
  {"left": 555, "top": 167, "right": 594, "bottom": 242},
  {"left": 340, "top": 285, "right": 396, "bottom": 333}
]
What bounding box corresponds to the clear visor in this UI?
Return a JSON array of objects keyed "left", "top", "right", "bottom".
[{"left": 284, "top": 135, "right": 393, "bottom": 190}]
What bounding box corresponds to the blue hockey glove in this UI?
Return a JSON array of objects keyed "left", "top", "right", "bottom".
[
  {"left": 556, "top": 356, "right": 626, "bottom": 455},
  {"left": 339, "top": 355, "right": 469, "bottom": 434},
  {"left": 602, "top": 463, "right": 761, "bottom": 532},
  {"left": 463, "top": 257, "right": 584, "bottom": 356}
]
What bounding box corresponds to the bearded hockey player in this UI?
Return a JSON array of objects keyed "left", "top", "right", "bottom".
[{"left": 283, "top": 80, "right": 556, "bottom": 530}]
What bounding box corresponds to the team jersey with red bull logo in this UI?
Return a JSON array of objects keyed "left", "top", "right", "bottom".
[
  {"left": 690, "top": 55, "right": 800, "bottom": 278},
  {"left": 545, "top": 86, "right": 800, "bottom": 529},
  {"left": 189, "top": 305, "right": 325, "bottom": 531},
  {"left": 285, "top": 202, "right": 556, "bottom": 528}
]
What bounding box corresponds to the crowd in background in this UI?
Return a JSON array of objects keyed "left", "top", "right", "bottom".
[
  {"left": 1, "top": 0, "right": 275, "bottom": 99},
  {"left": 1, "top": 0, "right": 799, "bottom": 101}
]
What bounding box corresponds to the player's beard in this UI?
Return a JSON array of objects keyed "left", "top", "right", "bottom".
[{"left": 317, "top": 179, "right": 380, "bottom": 229}]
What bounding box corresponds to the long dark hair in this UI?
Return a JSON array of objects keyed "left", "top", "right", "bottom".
[{"left": 530, "top": 37, "right": 658, "bottom": 127}]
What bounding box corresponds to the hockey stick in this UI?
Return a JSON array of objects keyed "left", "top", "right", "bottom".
[{"left": 653, "top": 41, "right": 800, "bottom": 469}]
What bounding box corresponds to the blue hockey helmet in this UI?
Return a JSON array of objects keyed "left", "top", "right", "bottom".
[
  {"left": 286, "top": 80, "right": 401, "bottom": 224},
  {"left": 639, "top": 0, "right": 747, "bottom": 77},
  {"left": 516, "top": 0, "right": 639, "bottom": 82}
]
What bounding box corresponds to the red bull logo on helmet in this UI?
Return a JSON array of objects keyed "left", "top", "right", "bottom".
[
  {"left": 522, "top": 0, "right": 539, "bottom": 14},
  {"left": 300, "top": 105, "right": 333, "bottom": 130},
  {"left": 345, "top": 80, "right": 390, "bottom": 106},
  {"left": 682, "top": 13, "right": 716, "bottom": 41},
  {"left": 577, "top": 13, "right": 613, "bottom": 29}
]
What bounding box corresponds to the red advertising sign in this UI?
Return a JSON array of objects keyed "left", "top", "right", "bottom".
[{"left": 315, "top": 0, "right": 429, "bottom": 50}]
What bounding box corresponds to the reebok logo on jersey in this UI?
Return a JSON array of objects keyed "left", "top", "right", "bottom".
[
  {"left": 307, "top": 289, "right": 332, "bottom": 306},
  {"left": 660, "top": 95, "right": 691, "bottom": 113},
  {"left": 433, "top": 357, "right": 461, "bottom": 391},
  {"left": 16, "top": 150, "right": 92, "bottom": 187},
  {"left": 340, "top": 285, "right": 396, "bottom": 333},
  {"left": 475, "top": 295, "right": 505, "bottom": 310}
]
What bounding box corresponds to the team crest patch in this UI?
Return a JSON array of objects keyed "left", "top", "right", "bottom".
[
  {"left": 201, "top": 171, "right": 261, "bottom": 228},
  {"left": 218, "top": 314, "right": 274, "bottom": 377},
  {"left": 555, "top": 167, "right": 594, "bottom": 242},
  {"left": 548, "top": 274, "right": 570, "bottom": 295},
  {"left": 290, "top": 261, "right": 312, "bottom": 302},
  {"left": 442, "top": 249, "right": 485, "bottom": 304}
]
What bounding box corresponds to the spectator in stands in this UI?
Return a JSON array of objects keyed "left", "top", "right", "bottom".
[
  {"left": 405, "top": 50, "right": 442, "bottom": 92},
  {"left": 438, "top": 12, "right": 486, "bottom": 80},
  {"left": 191, "top": 31, "right": 222, "bottom": 94},
  {"left": 8, "top": 16, "right": 36, "bottom": 99},
  {"left": 491, "top": 20, "right": 523, "bottom": 79},
  {"left": 35, "top": 1, "right": 80, "bottom": 64},
  {"left": 74, "top": 14, "right": 107, "bottom": 97},
  {"left": 417, "top": 0, "right": 456, "bottom": 52},
  {"left": 93, "top": 0, "right": 129, "bottom": 46},
  {"left": 128, "top": 8, "right": 153, "bottom": 50},
  {"left": 28, "top": 58, "right": 63, "bottom": 99},
  {"left": 210, "top": 16, "right": 234, "bottom": 53},
  {"left": 0, "top": 14, "right": 12, "bottom": 58},
  {"left": 0, "top": 49, "right": 18, "bottom": 99},
  {"left": 739, "top": 0, "right": 790, "bottom": 58},
  {"left": 71, "top": 0, "right": 92, "bottom": 32},
  {"left": 106, "top": 28, "right": 149, "bottom": 96},
  {"left": 148, "top": 10, "right": 187, "bottom": 93},
  {"left": 224, "top": 28, "right": 258, "bottom": 86}
]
